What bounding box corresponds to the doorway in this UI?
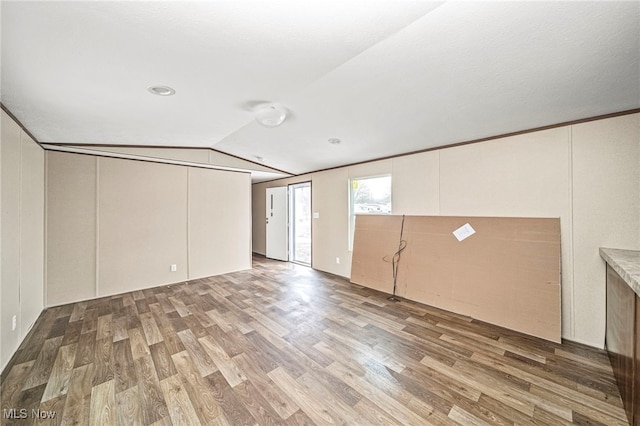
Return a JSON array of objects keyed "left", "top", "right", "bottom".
[{"left": 288, "top": 182, "right": 311, "bottom": 266}]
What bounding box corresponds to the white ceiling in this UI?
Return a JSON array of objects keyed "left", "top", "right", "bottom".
[{"left": 2, "top": 1, "right": 639, "bottom": 175}]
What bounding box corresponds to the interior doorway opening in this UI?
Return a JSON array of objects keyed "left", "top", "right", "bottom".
[{"left": 288, "top": 182, "right": 311, "bottom": 266}]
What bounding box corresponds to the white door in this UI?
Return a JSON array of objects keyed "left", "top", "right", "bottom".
[{"left": 266, "top": 187, "right": 288, "bottom": 261}]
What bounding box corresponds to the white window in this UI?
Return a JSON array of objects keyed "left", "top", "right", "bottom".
[{"left": 349, "top": 175, "right": 392, "bottom": 250}]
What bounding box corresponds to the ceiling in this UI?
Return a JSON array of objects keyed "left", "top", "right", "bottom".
[{"left": 2, "top": 1, "right": 639, "bottom": 176}]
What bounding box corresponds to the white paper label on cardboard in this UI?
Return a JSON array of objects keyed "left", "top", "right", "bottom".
[{"left": 453, "top": 223, "right": 476, "bottom": 242}]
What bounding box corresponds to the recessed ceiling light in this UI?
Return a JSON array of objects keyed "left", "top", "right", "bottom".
[
  {"left": 328, "top": 138, "right": 341, "bottom": 144},
  {"left": 148, "top": 85, "right": 175, "bottom": 96}
]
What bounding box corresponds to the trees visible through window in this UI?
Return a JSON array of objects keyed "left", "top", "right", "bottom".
[{"left": 349, "top": 175, "right": 391, "bottom": 250}]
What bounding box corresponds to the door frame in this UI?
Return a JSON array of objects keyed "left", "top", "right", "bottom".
[{"left": 288, "top": 181, "right": 312, "bottom": 266}]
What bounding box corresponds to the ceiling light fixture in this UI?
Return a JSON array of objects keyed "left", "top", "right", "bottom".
[
  {"left": 328, "top": 138, "right": 341, "bottom": 144},
  {"left": 147, "top": 85, "right": 175, "bottom": 96},
  {"left": 255, "top": 103, "right": 287, "bottom": 127}
]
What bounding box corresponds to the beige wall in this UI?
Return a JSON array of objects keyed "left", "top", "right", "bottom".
[
  {"left": 99, "top": 147, "right": 211, "bottom": 164},
  {"left": 20, "top": 130, "right": 45, "bottom": 338},
  {"left": 251, "top": 113, "right": 640, "bottom": 348},
  {"left": 571, "top": 114, "right": 640, "bottom": 345},
  {"left": 391, "top": 151, "right": 440, "bottom": 215},
  {"left": 1, "top": 111, "right": 45, "bottom": 371},
  {"left": 46, "top": 152, "right": 97, "bottom": 305},
  {"left": 313, "top": 168, "right": 351, "bottom": 276},
  {"left": 252, "top": 185, "right": 266, "bottom": 255},
  {"left": 188, "top": 167, "right": 252, "bottom": 279},
  {"left": 98, "top": 158, "right": 189, "bottom": 295},
  {"left": 1, "top": 111, "right": 21, "bottom": 371},
  {"left": 46, "top": 153, "right": 252, "bottom": 305}
]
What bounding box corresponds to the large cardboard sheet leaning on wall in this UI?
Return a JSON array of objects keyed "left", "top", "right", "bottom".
[
  {"left": 350, "top": 215, "right": 404, "bottom": 294},
  {"left": 351, "top": 215, "right": 561, "bottom": 342}
]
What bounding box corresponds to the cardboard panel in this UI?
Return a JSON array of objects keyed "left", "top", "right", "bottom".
[
  {"left": 351, "top": 214, "right": 561, "bottom": 342},
  {"left": 398, "top": 216, "right": 561, "bottom": 342},
  {"left": 350, "top": 215, "right": 404, "bottom": 294}
]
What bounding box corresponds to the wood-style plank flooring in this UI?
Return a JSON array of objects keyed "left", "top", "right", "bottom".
[{"left": 1, "top": 255, "right": 628, "bottom": 425}]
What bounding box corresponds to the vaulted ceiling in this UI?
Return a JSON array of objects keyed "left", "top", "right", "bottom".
[{"left": 2, "top": 1, "right": 639, "bottom": 176}]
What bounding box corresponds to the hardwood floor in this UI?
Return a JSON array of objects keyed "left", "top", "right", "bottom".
[{"left": 1, "top": 255, "right": 628, "bottom": 425}]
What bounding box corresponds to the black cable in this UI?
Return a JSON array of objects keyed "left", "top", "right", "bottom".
[{"left": 383, "top": 214, "right": 407, "bottom": 301}]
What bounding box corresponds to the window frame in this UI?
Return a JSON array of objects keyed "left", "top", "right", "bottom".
[{"left": 348, "top": 174, "right": 392, "bottom": 251}]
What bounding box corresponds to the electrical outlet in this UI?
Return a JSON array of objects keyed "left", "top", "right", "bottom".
[
  {"left": 170, "top": 264, "right": 177, "bottom": 272},
  {"left": 336, "top": 257, "right": 340, "bottom": 264},
  {"left": 12, "top": 315, "right": 17, "bottom": 331}
]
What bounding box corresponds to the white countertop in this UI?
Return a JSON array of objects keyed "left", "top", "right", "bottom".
[{"left": 600, "top": 248, "right": 640, "bottom": 296}]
